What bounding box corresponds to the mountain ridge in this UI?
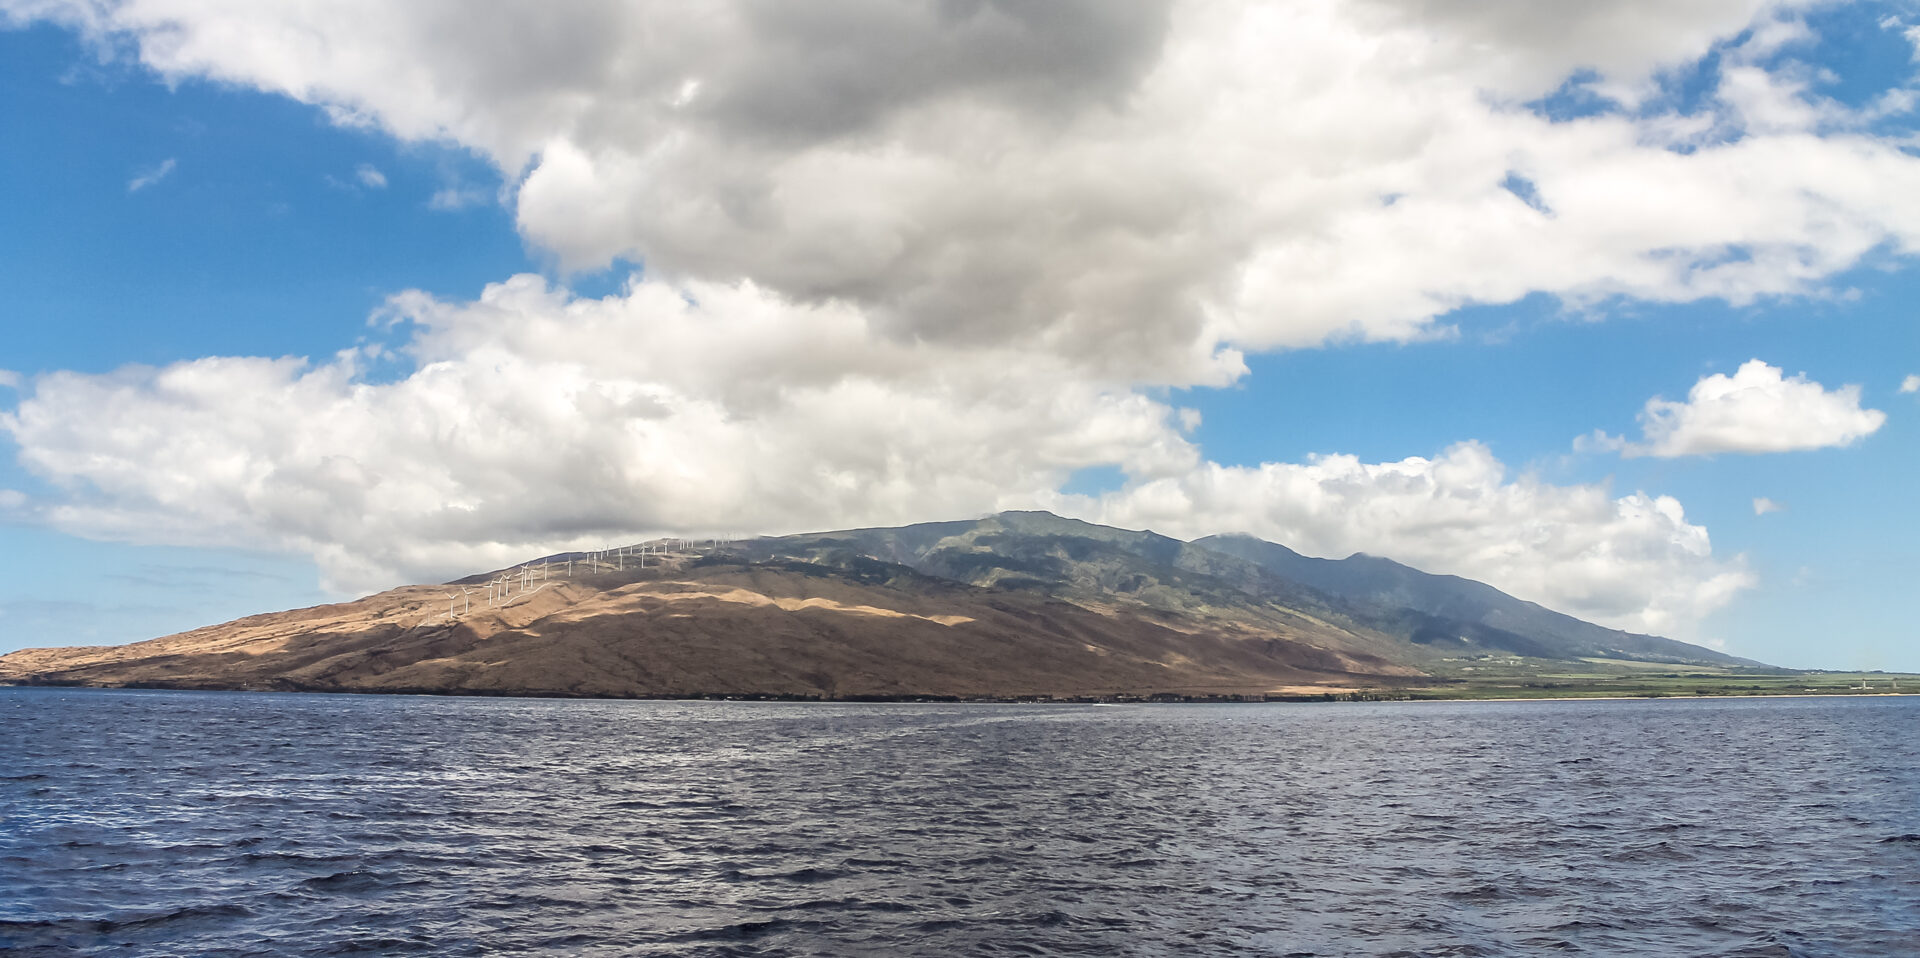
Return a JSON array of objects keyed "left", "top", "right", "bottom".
[
  {"left": 749, "top": 512, "right": 1745, "bottom": 667},
  {"left": 1193, "top": 532, "right": 1753, "bottom": 667},
  {"left": 0, "top": 511, "right": 1756, "bottom": 698}
]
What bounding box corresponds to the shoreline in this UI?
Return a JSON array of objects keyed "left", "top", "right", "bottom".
[
  {"left": 4, "top": 680, "right": 1917, "bottom": 705},
  {"left": 1393, "top": 691, "right": 1920, "bottom": 704}
]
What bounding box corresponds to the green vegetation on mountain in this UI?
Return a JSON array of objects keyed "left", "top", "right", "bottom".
[{"left": 2, "top": 511, "right": 1843, "bottom": 701}]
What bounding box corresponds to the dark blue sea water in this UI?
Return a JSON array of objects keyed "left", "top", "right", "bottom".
[{"left": 2, "top": 689, "right": 1917, "bottom": 956}]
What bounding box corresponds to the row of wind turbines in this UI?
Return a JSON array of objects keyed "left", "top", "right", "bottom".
[{"left": 443, "top": 534, "right": 747, "bottom": 619}]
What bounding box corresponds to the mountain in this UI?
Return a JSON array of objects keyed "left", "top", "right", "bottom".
[
  {"left": 1192, "top": 533, "right": 1753, "bottom": 667},
  {"left": 746, "top": 511, "right": 1748, "bottom": 667},
  {"left": 0, "top": 512, "right": 1751, "bottom": 699}
]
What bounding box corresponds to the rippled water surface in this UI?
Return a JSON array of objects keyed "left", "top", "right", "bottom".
[{"left": 3, "top": 689, "right": 1918, "bottom": 956}]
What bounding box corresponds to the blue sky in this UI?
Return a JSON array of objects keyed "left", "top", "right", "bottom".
[{"left": 0, "top": 3, "right": 1914, "bottom": 669}]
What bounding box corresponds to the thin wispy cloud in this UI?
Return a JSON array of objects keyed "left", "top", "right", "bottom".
[
  {"left": 107, "top": 563, "right": 291, "bottom": 592},
  {"left": 1753, "top": 497, "right": 1785, "bottom": 516},
  {"left": 428, "top": 185, "right": 488, "bottom": 211},
  {"left": 126, "top": 157, "right": 176, "bottom": 192},
  {"left": 355, "top": 163, "right": 387, "bottom": 188},
  {"left": 1902, "top": 374, "right": 1919, "bottom": 394}
]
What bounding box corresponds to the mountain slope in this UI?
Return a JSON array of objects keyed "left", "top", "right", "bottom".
[
  {"left": 0, "top": 550, "right": 1418, "bottom": 699},
  {"left": 754, "top": 512, "right": 1749, "bottom": 667},
  {"left": 0, "top": 511, "right": 1756, "bottom": 698},
  {"left": 1193, "top": 533, "right": 1753, "bottom": 667},
  {"left": 738, "top": 512, "right": 1439, "bottom": 665}
]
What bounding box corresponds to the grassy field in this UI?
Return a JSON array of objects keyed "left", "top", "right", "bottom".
[{"left": 1392, "top": 656, "right": 1917, "bottom": 700}]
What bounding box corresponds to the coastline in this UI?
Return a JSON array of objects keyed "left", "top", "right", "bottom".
[
  {"left": 1392, "top": 691, "right": 1920, "bottom": 704},
  {"left": 4, "top": 679, "right": 1917, "bottom": 705}
]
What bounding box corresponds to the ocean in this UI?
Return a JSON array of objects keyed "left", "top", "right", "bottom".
[{"left": 2, "top": 688, "right": 1916, "bottom": 956}]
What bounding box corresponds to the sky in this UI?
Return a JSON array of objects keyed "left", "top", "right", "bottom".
[{"left": 0, "top": 0, "right": 1914, "bottom": 670}]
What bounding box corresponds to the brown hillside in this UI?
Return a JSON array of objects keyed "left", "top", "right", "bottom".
[{"left": 0, "top": 555, "right": 1420, "bottom": 699}]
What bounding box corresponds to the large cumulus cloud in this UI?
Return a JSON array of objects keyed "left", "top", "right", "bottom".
[
  {"left": 3, "top": 276, "right": 1199, "bottom": 592},
  {"left": 16, "top": 0, "right": 1917, "bottom": 376},
  {"left": 4, "top": 0, "right": 1916, "bottom": 639},
  {"left": 4, "top": 277, "right": 1749, "bottom": 638}
]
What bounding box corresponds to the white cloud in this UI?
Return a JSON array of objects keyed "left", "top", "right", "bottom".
[
  {"left": 126, "top": 157, "right": 175, "bottom": 192},
  {"left": 1, "top": 0, "right": 1907, "bottom": 641},
  {"left": 1602, "top": 360, "right": 1886, "bottom": 457},
  {"left": 0, "top": 370, "right": 20, "bottom": 390},
  {"left": 1753, "top": 497, "right": 1784, "bottom": 516},
  {"left": 1052, "top": 442, "right": 1753, "bottom": 638},
  {"left": 11, "top": 0, "right": 1911, "bottom": 383},
  {"left": 0, "top": 277, "right": 1751, "bottom": 642},
  {"left": 1901, "top": 374, "right": 1919, "bottom": 393},
  {"left": 1, "top": 276, "right": 1197, "bottom": 594},
  {"left": 354, "top": 162, "right": 386, "bottom": 188}
]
